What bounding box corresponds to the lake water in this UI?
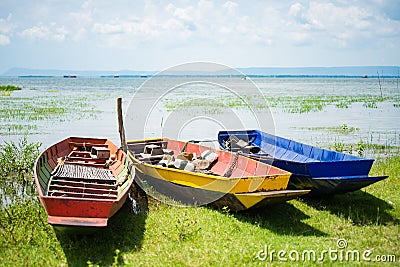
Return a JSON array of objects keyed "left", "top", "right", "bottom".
[{"left": 1, "top": 77, "right": 399, "bottom": 157}]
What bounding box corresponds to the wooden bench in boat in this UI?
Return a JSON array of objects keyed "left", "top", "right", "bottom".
[
  {"left": 47, "top": 163, "right": 118, "bottom": 200},
  {"left": 46, "top": 142, "right": 119, "bottom": 200},
  {"left": 128, "top": 141, "right": 173, "bottom": 164}
]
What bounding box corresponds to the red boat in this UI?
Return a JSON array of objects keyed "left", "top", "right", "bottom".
[{"left": 34, "top": 137, "right": 134, "bottom": 229}]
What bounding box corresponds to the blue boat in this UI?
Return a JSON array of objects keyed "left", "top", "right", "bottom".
[{"left": 218, "top": 130, "right": 388, "bottom": 196}]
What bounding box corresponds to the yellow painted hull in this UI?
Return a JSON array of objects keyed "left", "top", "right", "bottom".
[
  {"left": 127, "top": 138, "right": 310, "bottom": 210},
  {"left": 134, "top": 170, "right": 309, "bottom": 211},
  {"left": 133, "top": 159, "right": 291, "bottom": 194}
]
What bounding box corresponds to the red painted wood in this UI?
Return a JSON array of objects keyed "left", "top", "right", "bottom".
[{"left": 33, "top": 137, "right": 134, "bottom": 228}]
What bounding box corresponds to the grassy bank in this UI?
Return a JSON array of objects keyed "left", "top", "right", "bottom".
[{"left": 0, "top": 139, "right": 399, "bottom": 266}]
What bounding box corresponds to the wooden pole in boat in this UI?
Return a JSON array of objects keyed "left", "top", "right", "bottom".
[{"left": 117, "top": 97, "right": 127, "bottom": 153}]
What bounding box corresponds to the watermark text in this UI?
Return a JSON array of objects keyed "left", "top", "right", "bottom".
[{"left": 256, "top": 239, "right": 397, "bottom": 263}]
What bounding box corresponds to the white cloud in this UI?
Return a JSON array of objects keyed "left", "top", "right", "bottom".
[
  {"left": 1, "top": 0, "right": 399, "bottom": 69},
  {"left": 0, "top": 14, "right": 14, "bottom": 33},
  {"left": 306, "top": 2, "right": 372, "bottom": 31},
  {"left": 8, "top": 1, "right": 400, "bottom": 51},
  {"left": 0, "top": 34, "right": 10, "bottom": 45},
  {"left": 116, "top": 1, "right": 391, "bottom": 50},
  {"left": 20, "top": 25, "right": 51, "bottom": 39},
  {"left": 19, "top": 23, "right": 68, "bottom": 41},
  {"left": 82, "top": 0, "right": 93, "bottom": 10},
  {"left": 282, "top": 1, "right": 400, "bottom": 48},
  {"left": 65, "top": 1, "right": 94, "bottom": 41},
  {"left": 166, "top": 4, "right": 193, "bottom": 21},
  {"left": 289, "top": 2, "right": 304, "bottom": 18},
  {"left": 69, "top": 11, "right": 92, "bottom": 25},
  {"left": 93, "top": 22, "right": 125, "bottom": 35},
  {"left": 0, "top": 14, "right": 14, "bottom": 45},
  {"left": 223, "top": 1, "right": 238, "bottom": 15},
  {"left": 52, "top": 25, "right": 68, "bottom": 41}
]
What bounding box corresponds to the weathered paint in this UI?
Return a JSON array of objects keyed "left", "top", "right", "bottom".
[
  {"left": 218, "top": 130, "right": 389, "bottom": 195},
  {"left": 128, "top": 138, "right": 309, "bottom": 210},
  {"left": 33, "top": 137, "right": 134, "bottom": 229}
]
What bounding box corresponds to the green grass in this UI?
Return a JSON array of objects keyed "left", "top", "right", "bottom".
[
  {"left": 0, "top": 138, "right": 399, "bottom": 266},
  {"left": 121, "top": 157, "right": 400, "bottom": 266},
  {"left": 0, "top": 85, "right": 22, "bottom": 92}
]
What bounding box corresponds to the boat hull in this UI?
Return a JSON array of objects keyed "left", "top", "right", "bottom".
[
  {"left": 34, "top": 137, "right": 134, "bottom": 230},
  {"left": 128, "top": 138, "right": 309, "bottom": 211},
  {"left": 287, "top": 175, "right": 388, "bottom": 195},
  {"left": 218, "top": 130, "right": 388, "bottom": 195},
  {"left": 135, "top": 170, "right": 309, "bottom": 211},
  {"left": 40, "top": 195, "right": 129, "bottom": 227}
]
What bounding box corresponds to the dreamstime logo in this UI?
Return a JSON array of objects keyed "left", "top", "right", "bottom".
[
  {"left": 124, "top": 62, "right": 275, "bottom": 206},
  {"left": 256, "top": 238, "right": 397, "bottom": 263},
  {"left": 336, "top": 238, "right": 348, "bottom": 249}
]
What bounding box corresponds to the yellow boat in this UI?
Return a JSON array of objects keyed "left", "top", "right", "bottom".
[{"left": 127, "top": 138, "right": 309, "bottom": 211}]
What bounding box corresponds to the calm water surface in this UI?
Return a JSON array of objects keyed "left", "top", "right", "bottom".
[{"left": 1, "top": 77, "right": 399, "bottom": 156}]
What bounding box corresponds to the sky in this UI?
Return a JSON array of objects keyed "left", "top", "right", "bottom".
[{"left": 0, "top": 0, "right": 399, "bottom": 73}]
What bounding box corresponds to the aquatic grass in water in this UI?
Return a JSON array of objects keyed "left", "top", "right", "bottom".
[
  {"left": 0, "top": 87, "right": 107, "bottom": 120},
  {"left": 298, "top": 124, "right": 400, "bottom": 157},
  {"left": 0, "top": 124, "right": 39, "bottom": 135},
  {"left": 163, "top": 94, "right": 399, "bottom": 114},
  {"left": 328, "top": 140, "right": 399, "bottom": 157},
  {"left": 0, "top": 85, "right": 22, "bottom": 97},
  {"left": 335, "top": 102, "right": 351, "bottom": 108},
  {"left": 0, "top": 79, "right": 139, "bottom": 138},
  {"left": 0, "top": 93, "right": 102, "bottom": 135},
  {"left": 304, "top": 124, "right": 359, "bottom": 134},
  {"left": 363, "top": 101, "right": 378, "bottom": 108},
  {"left": 0, "top": 85, "right": 22, "bottom": 92},
  {"left": 265, "top": 95, "right": 396, "bottom": 113}
]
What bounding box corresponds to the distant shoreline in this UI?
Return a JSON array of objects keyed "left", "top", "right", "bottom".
[
  {"left": 2, "top": 66, "right": 399, "bottom": 78},
  {"left": 0, "top": 75, "right": 398, "bottom": 79}
]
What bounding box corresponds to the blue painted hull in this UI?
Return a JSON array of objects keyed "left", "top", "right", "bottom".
[
  {"left": 218, "top": 130, "right": 388, "bottom": 195},
  {"left": 287, "top": 175, "right": 387, "bottom": 195}
]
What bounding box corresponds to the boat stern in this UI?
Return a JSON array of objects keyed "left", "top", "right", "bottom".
[{"left": 48, "top": 215, "right": 108, "bottom": 227}]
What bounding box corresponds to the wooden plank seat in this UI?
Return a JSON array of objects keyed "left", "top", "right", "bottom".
[
  {"left": 68, "top": 151, "right": 92, "bottom": 158},
  {"left": 47, "top": 163, "right": 118, "bottom": 199},
  {"left": 64, "top": 161, "right": 108, "bottom": 168},
  {"left": 51, "top": 163, "right": 115, "bottom": 181},
  {"left": 48, "top": 184, "right": 118, "bottom": 196},
  {"left": 127, "top": 141, "right": 168, "bottom": 154},
  {"left": 47, "top": 191, "right": 117, "bottom": 199},
  {"left": 68, "top": 142, "right": 109, "bottom": 148},
  {"left": 49, "top": 179, "right": 116, "bottom": 189},
  {"left": 65, "top": 150, "right": 109, "bottom": 166},
  {"left": 66, "top": 157, "right": 108, "bottom": 163}
]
